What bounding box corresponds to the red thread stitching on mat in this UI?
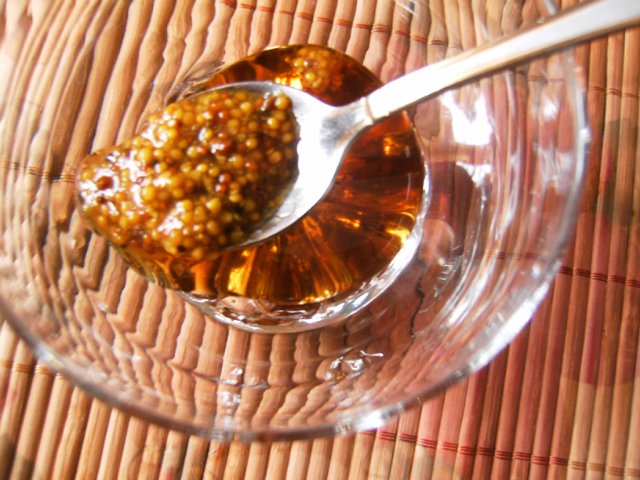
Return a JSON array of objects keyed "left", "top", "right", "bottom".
[
  {"left": 570, "top": 267, "right": 591, "bottom": 278},
  {"left": 409, "top": 33, "right": 428, "bottom": 44},
  {"left": 588, "top": 85, "right": 640, "bottom": 100},
  {"left": 0, "top": 360, "right": 34, "bottom": 374},
  {"left": 458, "top": 446, "right": 477, "bottom": 456},
  {"left": 365, "top": 438, "right": 633, "bottom": 474},
  {"left": 353, "top": 23, "right": 372, "bottom": 31},
  {"left": 366, "top": 430, "right": 415, "bottom": 442},
  {"left": 219, "top": 0, "right": 237, "bottom": 9},
  {"left": 0, "top": 160, "right": 76, "bottom": 183},
  {"left": 334, "top": 18, "right": 353, "bottom": 28},
  {"left": 476, "top": 447, "right": 495, "bottom": 456},
  {"left": 277, "top": 9, "right": 294, "bottom": 16},
  {"left": 607, "top": 466, "right": 625, "bottom": 476},
  {"left": 488, "top": 251, "right": 639, "bottom": 289},
  {"left": 376, "top": 430, "right": 397, "bottom": 441},
  {"left": 441, "top": 441, "right": 459, "bottom": 453},
  {"left": 570, "top": 460, "right": 587, "bottom": 470},
  {"left": 398, "top": 433, "right": 417, "bottom": 443},
  {"left": 549, "top": 456, "right": 569, "bottom": 466},
  {"left": 558, "top": 266, "right": 638, "bottom": 288},
  {"left": 256, "top": 5, "right": 274, "bottom": 14},
  {"left": 418, "top": 438, "right": 438, "bottom": 449},
  {"left": 587, "top": 462, "right": 606, "bottom": 472},
  {"left": 513, "top": 451, "right": 532, "bottom": 462},
  {"left": 494, "top": 449, "right": 513, "bottom": 460},
  {"left": 609, "top": 274, "right": 626, "bottom": 284},
  {"left": 315, "top": 16, "right": 333, "bottom": 24},
  {"left": 34, "top": 365, "right": 55, "bottom": 376},
  {"left": 531, "top": 454, "right": 550, "bottom": 465},
  {"left": 238, "top": 2, "right": 256, "bottom": 11},
  {"left": 296, "top": 11, "right": 313, "bottom": 22},
  {"left": 371, "top": 24, "right": 391, "bottom": 34}
]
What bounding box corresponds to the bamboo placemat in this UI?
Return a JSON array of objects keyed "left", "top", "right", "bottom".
[{"left": 0, "top": 0, "right": 639, "bottom": 478}]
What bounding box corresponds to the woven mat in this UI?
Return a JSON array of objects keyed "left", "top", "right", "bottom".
[{"left": 1, "top": 0, "right": 639, "bottom": 478}]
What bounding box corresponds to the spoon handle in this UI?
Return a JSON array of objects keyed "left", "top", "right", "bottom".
[{"left": 364, "top": 0, "right": 640, "bottom": 121}]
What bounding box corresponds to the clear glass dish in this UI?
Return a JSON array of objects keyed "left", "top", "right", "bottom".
[{"left": 0, "top": 0, "right": 586, "bottom": 440}]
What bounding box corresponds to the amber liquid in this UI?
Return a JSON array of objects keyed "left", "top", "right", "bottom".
[{"left": 166, "top": 46, "right": 425, "bottom": 310}]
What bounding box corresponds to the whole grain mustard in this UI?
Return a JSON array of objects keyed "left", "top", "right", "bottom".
[{"left": 77, "top": 88, "right": 298, "bottom": 262}]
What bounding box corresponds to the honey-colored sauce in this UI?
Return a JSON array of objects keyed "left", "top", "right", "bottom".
[{"left": 79, "top": 45, "right": 426, "bottom": 316}]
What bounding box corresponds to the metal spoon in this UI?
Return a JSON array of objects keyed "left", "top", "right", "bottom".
[{"left": 217, "top": 0, "right": 639, "bottom": 247}]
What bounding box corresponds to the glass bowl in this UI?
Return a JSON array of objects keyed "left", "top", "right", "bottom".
[{"left": 0, "top": 0, "right": 586, "bottom": 440}]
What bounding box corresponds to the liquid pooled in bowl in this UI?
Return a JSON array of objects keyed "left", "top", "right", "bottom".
[{"left": 77, "top": 45, "right": 426, "bottom": 323}]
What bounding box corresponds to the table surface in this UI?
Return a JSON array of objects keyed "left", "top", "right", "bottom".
[{"left": 1, "top": 1, "right": 639, "bottom": 479}]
